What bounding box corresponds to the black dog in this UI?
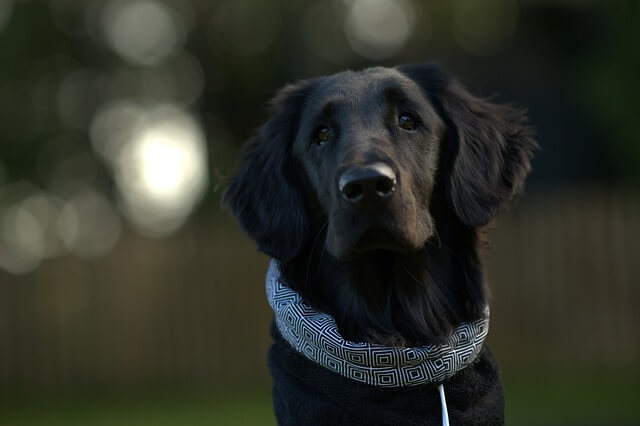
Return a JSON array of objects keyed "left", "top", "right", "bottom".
[{"left": 225, "top": 64, "right": 536, "bottom": 425}]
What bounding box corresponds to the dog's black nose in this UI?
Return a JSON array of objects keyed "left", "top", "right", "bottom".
[{"left": 338, "top": 163, "right": 396, "bottom": 203}]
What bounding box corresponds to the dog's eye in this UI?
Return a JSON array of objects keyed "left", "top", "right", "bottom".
[
  {"left": 313, "top": 126, "right": 333, "bottom": 146},
  {"left": 398, "top": 113, "right": 419, "bottom": 131}
]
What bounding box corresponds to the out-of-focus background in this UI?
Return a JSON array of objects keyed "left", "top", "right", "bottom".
[{"left": 0, "top": 0, "right": 638, "bottom": 425}]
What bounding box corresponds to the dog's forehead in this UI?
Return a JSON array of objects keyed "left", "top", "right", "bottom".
[{"left": 307, "top": 67, "right": 425, "bottom": 111}]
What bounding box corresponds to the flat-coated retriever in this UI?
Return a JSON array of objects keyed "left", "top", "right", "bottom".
[{"left": 224, "top": 63, "right": 536, "bottom": 426}]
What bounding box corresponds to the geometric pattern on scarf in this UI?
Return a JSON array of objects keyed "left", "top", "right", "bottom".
[{"left": 266, "top": 260, "right": 490, "bottom": 388}]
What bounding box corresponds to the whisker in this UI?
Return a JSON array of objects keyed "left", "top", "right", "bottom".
[
  {"left": 304, "top": 219, "right": 329, "bottom": 291},
  {"left": 425, "top": 227, "right": 442, "bottom": 250},
  {"left": 399, "top": 263, "right": 422, "bottom": 287}
]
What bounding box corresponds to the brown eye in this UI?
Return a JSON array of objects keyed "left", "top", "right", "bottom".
[
  {"left": 398, "top": 113, "right": 419, "bottom": 131},
  {"left": 314, "top": 126, "right": 333, "bottom": 146}
]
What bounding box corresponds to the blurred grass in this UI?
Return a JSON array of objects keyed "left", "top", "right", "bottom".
[
  {"left": 0, "top": 391, "right": 276, "bottom": 426},
  {"left": 2, "top": 373, "right": 639, "bottom": 426},
  {"left": 504, "top": 371, "right": 640, "bottom": 426}
]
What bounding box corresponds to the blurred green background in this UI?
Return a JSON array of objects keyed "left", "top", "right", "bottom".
[{"left": 0, "top": 0, "right": 639, "bottom": 425}]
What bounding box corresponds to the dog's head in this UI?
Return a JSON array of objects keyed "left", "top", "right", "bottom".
[{"left": 224, "top": 64, "right": 536, "bottom": 262}]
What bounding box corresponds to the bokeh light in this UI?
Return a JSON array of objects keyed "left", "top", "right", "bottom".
[
  {"left": 0, "top": 183, "right": 41, "bottom": 275},
  {"left": 57, "top": 188, "right": 122, "bottom": 258},
  {"left": 0, "top": 183, "right": 65, "bottom": 274},
  {"left": 3, "top": 206, "right": 44, "bottom": 259},
  {"left": 101, "top": 0, "right": 186, "bottom": 66},
  {"left": 19, "top": 192, "right": 66, "bottom": 259},
  {"left": 0, "top": 0, "right": 13, "bottom": 35},
  {"left": 344, "top": 0, "right": 415, "bottom": 60},
  {"left": 91, "top": 102, "right": 208, "bottom": 237},
  {"left": 90, "top": 100, "right": 145, "bottom": 163},
  {"left": 0, "top": 179, "right": 119, "bottom": 274}
]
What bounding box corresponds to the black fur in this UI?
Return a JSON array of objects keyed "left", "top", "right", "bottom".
[
  {"left": 224, "top": 63, "right": 536, "bottom": 347},
  {"left": 224, "top": 82, "right": 313, "bottom": 262},
  {"left": 398, "top": 64, "right": 536, "bottom": 227},
  {"left": 269, "top": 322, "right": 505, "bottom": 425}
]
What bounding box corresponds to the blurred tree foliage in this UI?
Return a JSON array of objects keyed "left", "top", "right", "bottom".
[
  {"left": 581, "top": 1, "right": 640, "bottom": 183},
  {"left": 0, "top": 0, "right": 638, "bottom": 197}
]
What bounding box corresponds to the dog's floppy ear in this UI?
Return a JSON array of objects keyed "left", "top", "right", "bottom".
[
  {"left": 223, "top": 81, "right": 312, "bottom": 261},
  {"left": 397, "top": 63, "right": 537, "bottom": 226}
]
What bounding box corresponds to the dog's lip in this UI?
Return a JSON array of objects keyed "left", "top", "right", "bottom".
[{"left": 339, "top": 227, "right": 411, "bottom": 259}]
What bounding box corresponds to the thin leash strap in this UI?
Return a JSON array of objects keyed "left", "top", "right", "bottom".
[{"left": 438, "top": 384, "right": 450, "bottom": 426}]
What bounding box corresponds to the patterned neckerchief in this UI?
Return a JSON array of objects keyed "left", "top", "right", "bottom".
[{"left": 266, "top": 260, "right": 490, "bottom": 388}]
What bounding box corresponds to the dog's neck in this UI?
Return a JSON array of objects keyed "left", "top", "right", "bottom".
[{"left": 281, "top": 208, "right": 488, "bottom": 347}]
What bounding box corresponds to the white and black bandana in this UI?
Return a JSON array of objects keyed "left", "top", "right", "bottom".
[{"left": 266, "top": 260, "right": 490, "bottom": 388}]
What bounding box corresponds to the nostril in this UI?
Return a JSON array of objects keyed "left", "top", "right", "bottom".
[
  {"left": 342, "top": 182, "right": 363, "bottom": 202},
  {"left": 339, "top": 162, "right": 396, "bottom": 203},
  {"left": 375, "top": 177, "right": 396, "bottom": 197}
]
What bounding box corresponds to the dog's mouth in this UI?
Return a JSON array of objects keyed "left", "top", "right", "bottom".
[
  {"left": 347, "top": 228, "right": 409, "bottom": 257},
  {"left": 326, "top": 222, "right": 420, "bottom": 261},
  {"left": 325, "top": 198, "right": 433, "bottom": 261}
]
